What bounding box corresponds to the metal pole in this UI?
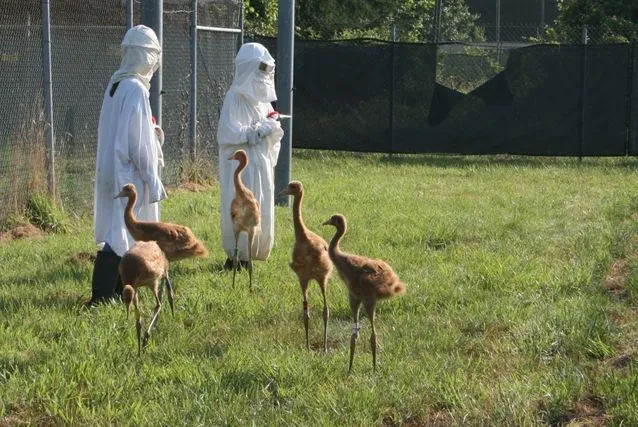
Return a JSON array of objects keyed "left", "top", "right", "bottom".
[
  {"left": 141, "top": 0, "right": 163, "bottom": 126},
  {"left": 433, "top": 0, "right": 442, "bottom": 42},
  {"left": 389, "top": 24, "right": 396, "bottom": 155},
  {"left": 496, "top": 0, "right": 501, "bottom": 65},
  {"left": 540, "top": 0, "right": 545, "bottom": 37},
  {"left": 579, "top": 25, "right": 588, "bottom": 161},
  {"left": 126, "top": 0, "right": 133, "bottom": 29},
  {"left": 238, "top": 1, "right": 244, "bottom": 51},
  {"left": 41, "top": 0, "right": 55, "bottom": 199},
  {"left": 274, "top": 0, "right": 294, "bottom": 206},
  {"left": 190, "top": 0, "right": 197, "bottom": 161}
]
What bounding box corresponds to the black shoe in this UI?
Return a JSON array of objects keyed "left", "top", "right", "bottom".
[
  {"left": 223, "top": 257, "right": 234, "bottom": 271},
  {"left": 87, "top": 250, "right": 123, "bottom": 306},
  {"left": 240, "top": 260, "right": 250, "bottom": 270}
]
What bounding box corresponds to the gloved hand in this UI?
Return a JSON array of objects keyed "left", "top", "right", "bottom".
[
  {"left": 153, "top": 125, "right": 165, "bottom": 146},
  {"left": 247, "top": 125, "right": 259, "bottom": 145},
  {"left": 257, "top": 120, "right": 274, "bottom": 139}
]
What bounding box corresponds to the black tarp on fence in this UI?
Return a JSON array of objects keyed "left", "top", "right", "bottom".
[{"left": 256, "top": 37, "right": 637, "bottom": 156}]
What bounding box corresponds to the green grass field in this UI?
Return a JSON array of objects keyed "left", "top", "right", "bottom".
[{"left": 2, "top": 151, "right": 638, "bottom": 426}]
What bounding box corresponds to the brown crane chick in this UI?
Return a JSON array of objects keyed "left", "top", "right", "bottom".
[
  {"left": 115, "top": 183, "right": 209, "bottom": 262},
  {"left": 119, "top": 241, "right": 174, "bottom": 356},
  {"left": 280, "top": 181, "right": 333, "bottom": 352},
  {"left": 322, "top": 214, "right": 406, "bottom": 372},
  {"left": 228, "top": 149, "right": 260, "bottom": 291}
]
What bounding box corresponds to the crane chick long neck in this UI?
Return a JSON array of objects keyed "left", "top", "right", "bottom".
[
  {"left": 233, "top": 154, "right": 249, "bottom": 193},
  {"left": 328, "top": 221, "right": 346, "bottom": 256},
  {"left": 123, "top": 188, "right": 139, "bottom": 230},
  {"left": 291, "top": 191, "right": 309, "bottom": 240}
]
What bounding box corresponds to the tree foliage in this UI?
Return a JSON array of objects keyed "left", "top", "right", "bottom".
[
  {"left": 243, "top": 0, "right": 278, "bottom": 37},
  {"left": 545, "top": 0, "right": 638, "bottom": 43},
  {"left": 244, "top": 0, "right": 484, "bottom": 42}
]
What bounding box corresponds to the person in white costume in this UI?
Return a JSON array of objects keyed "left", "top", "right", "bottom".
[
  {"left": 89, "top": 25, "right": 166, "bottom": 305},
  {"left": 217, "top": 42, "right": 284, "bottom": 270}
]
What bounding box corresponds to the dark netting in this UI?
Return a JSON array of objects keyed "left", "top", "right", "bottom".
[
  {"left": 425, "top": 44, "right": 585, "bottom": 155},
  {"left": 391, "top": 43, "right": 438, "bottom": 153},
  {"left": 582, "top": 44, "right": 630, "bottom": 156},
  {"left": 630, "top": 43, "right": 638, "bottom": 155},
  {"left": 289, "top": 40, "right": 635, "bottom": 156},
  {"left": 291, "top": 39, "right": 393, "bottom": 152}
]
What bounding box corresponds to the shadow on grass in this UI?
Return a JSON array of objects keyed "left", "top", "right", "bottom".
[
  {"left": 0, "top": 290, "right": 86, "bottom": 313},
  {"left": 292, "top": 148, "right": 638, "bottom": 170}
]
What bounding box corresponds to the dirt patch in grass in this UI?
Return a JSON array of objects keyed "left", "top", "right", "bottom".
[
  {"left": 1, "top": 402, "right": 60, "bottom": 426},
  {"left": 167, "top": 182, "right": 215, "bottom": 195},
  {"left": 565, "top": 395, "right": 610, "bottom": 427},
  {"left": 68, "top": 251, "right": 95, "bottom": 265},
  {"left": 0, "top": 223, "right": 44, "bottom": 245},
  {"left": 603, "top": 259, "right": 629, "bottom": 297},
  {"left": 382, "top": 411, "right": 455, "bottom": 427}
]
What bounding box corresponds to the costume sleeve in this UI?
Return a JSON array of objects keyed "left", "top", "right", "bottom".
[
  {"left": 115, "top": 90, "right": 166, "bottom": 203},
  {"left": 216, "top": 92, "right": 258, "bottom": 146}
]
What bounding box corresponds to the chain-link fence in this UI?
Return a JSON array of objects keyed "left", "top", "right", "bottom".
[{"left": 0, "top": 0, "right": 241, "bottom": 226}]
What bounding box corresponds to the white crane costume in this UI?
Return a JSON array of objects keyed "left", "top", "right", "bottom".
[
  {"left": 94, "top": 25, "right": 166, "bottom": 257},
  {"left": 217, "top": 42, "right": 284, "bottom": 261}
]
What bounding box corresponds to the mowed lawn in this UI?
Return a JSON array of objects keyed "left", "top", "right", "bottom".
[{"left": 2, "top": 151, "right": 638, "bottom": 426}]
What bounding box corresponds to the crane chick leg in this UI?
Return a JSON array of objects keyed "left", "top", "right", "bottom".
[
  {"left": 320, "top": 280, "right": 329, "bottom": 353},
  {"left": 142, "top": 288, "right": 163, "bottom": 350},
  {"left": 133, "top": 293, "right": 142, "bottom": 357},
  {"left": 348, "top": 296, "right": 362, "bottom": 373},
  {"left": 247, "top": 227, "right": 255, "bottom": 293},
  {"left": 232, "top": 231, "right": 240, "bottom": 289},
  {"left": 164, "top": 276, "right": 175, "bottom": 316},
  {"left": 300, "top": 281, "right": 310, "bottom": 350},
  {"left": 364, "top": 300, "right": 378, "bottom": 372}
]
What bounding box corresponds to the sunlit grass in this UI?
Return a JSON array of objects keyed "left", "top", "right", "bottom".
[{"left": 1, "top": 151, "right": 638, "bottom": 425}]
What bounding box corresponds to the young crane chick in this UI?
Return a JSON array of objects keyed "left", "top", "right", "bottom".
[
  {"left": 228, "top": 149, "right": 260, "bottom": 291},
  {"left": 280, "top": 181, "right": 333, "bottom": 352},
  {"left": 120, "top": 241, "right": 174, "bottom": 356},
  {"left": 115, "top": 183, "right": 208, "bottom": 261},
  {"left": 322, "top": 214, "right": 406, "bottom": 372}
]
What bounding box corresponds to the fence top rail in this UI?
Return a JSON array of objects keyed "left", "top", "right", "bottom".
[
  {"left": 196, "top": 25, "right": 241, "bottom": 34},
  {"left": 0, "top": 24, "right": 128, "bottom": 30}
]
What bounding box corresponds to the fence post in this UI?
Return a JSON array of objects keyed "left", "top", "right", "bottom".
[
  {"left": 190, "top": 0, "right": 197, "bottom": 161},
  {"left": 625, "top": 43, "right": 634, "bottom": 155},
  {"left": 141, "top": 0, "right": 163, "bottom": 126},
  {"left": 274, "top": 0, "right": 294, "bottom": 206},
  {"left": 539, "top": 0, "right": 545, "bottom": 38},
  {"left": 238, "top": 1, "right": 244, "bottom": 51},
  {"left": 126, "top": 0, "right": 133, "bottom": 29},
  {"left": 41, "top": 0, "right": 55, "bottom": 199},
  {"left": 389, "top": 24, "right": 396, "bottom": 156},
  {"left": 433, "top": 0, "right": 442, "bottom": 42},
  {"left": 578, "top": 25, "right": 588, "bottom": 160},
  {"left": 496, "top": 0, "right": 501, "bottom": 66}
]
